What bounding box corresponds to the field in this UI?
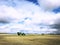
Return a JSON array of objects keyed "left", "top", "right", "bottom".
[{"left": 0, "top": 34, "right": 60, "bottom": 45}]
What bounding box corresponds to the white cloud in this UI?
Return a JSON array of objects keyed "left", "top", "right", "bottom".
[
  {"left": 0, "top": 0, "right": 42, "bottom": 33},
  {"left": 0, "top": 0, "right": 60, "bottom": 33},
  {"left": 38, "top": 0, "right": 60, "bottom": 11}
]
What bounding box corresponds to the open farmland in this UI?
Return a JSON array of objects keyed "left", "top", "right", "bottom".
[{"left": 0, "top": 34, "right": 60, "bottom": 45}]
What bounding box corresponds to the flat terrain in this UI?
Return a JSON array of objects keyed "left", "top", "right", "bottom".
[{"left": 0, "top": 34, "right": 60, "bottom": 45}]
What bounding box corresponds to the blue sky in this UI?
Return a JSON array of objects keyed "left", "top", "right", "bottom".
[
  {"left": 53, "top": 7, "right": 60, "bottom": 13},
  {"left": 27, "top": 0, "right": 39, "bottom": 5},
  {"left": 0, "top": 0, "right": 60, "bottom": 34}
]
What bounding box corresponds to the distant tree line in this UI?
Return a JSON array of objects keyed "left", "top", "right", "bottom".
[{"left": 17, "top": 32, "right": 26, "bottom": 36}]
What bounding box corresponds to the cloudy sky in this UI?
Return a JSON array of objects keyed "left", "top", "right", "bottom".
[{"left": 0, "top": 0, "right": 60, "bottom": 33}]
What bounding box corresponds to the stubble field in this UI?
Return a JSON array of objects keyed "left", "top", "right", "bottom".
[{"left": 0, "top": 34, "right": 60, "bottom": 45}]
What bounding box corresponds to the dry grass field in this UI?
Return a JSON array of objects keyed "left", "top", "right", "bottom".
[{"left": 0, "top": 34, "right": 60, "bottom": 45}]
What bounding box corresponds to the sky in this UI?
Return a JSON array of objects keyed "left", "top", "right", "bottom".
[{"left": 0, "top": 0, "right": 60, "bottom": 34}]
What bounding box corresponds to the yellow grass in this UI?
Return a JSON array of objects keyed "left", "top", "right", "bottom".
[{"left": 0, "top": 34, "right": 60, "bottom": 45}]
